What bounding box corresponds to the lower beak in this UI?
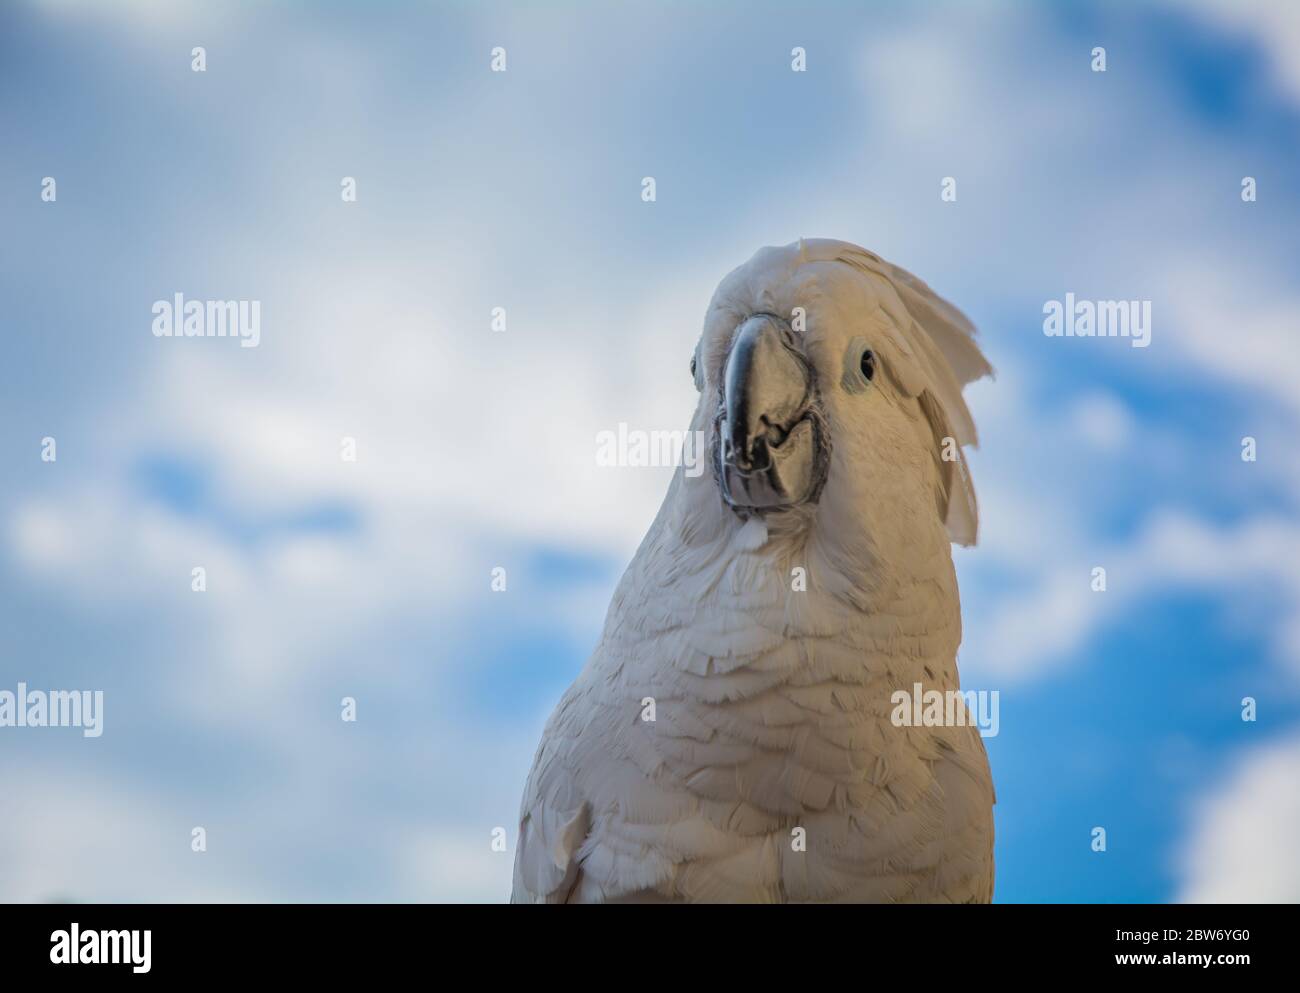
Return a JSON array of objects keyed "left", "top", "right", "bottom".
[{"left": 717, "top": 314, "right": 824, "bottom": 511}]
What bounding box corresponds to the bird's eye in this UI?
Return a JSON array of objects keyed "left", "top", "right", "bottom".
[
  {"left": 842, "top": 337, "right": 877, "bottom": 394},
  {"left": 690, "top": 355, "right": 697, "bottom": 380}
]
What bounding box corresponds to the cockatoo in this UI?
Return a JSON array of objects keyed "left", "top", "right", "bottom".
[{"left": 512, "top": 239, "right": 995, "bottom": 903}]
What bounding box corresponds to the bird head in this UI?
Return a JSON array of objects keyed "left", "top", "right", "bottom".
[{"left": 685, "top": 239, "right": 993, "bottom": 552}]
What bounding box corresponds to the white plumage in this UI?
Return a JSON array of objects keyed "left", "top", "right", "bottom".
[{"left": 512, "top": 239, "right": 996, "bottom": 903}]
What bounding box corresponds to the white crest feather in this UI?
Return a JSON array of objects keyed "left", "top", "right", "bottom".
[{"left": 794, "top": 238, "right": 993, "bottom": 545}]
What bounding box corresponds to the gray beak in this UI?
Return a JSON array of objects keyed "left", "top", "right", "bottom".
[{"left": 717, "top": 314, "right": 826, "bottom": 512}]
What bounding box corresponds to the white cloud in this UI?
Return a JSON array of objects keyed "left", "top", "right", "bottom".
[
  {"left": 400, "top": 833, "right": 515, "bottom": 903},
  {"left": 1151, "top": 253, "right": 1300, "bottom": 416},
  {"left": 1177, "top": 0, "right": 1300, "bottom": 107},
  {"left": 1069, "top": 392, "right": 1135, "bottom": 453},
  {"left": 0, "top": 768, "right": 272, "bottom": 903},
  {"left": 1177, "top": 732, "right": 1300, "bottom": 903},
  {"left": 966, "top": 509, "right": 1300, "bottom": 683}
]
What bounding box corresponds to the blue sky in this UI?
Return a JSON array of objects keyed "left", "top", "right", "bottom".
[{"left": 2, "top": 0, "right": 1299, "bottom": 902}]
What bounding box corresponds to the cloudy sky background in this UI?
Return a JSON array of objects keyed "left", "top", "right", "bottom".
[{"left": 2, "top": 0, "right": 1298, "bottom": 902}]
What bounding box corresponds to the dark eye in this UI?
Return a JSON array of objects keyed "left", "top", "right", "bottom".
[
  {"left": 859, "top": 349, "right": 875, "bottom": 381},
  {"left": 690, "top": 355, "right": 697, "bottom": 380}
]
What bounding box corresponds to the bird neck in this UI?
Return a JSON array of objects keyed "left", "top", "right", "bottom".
[{"left": 634, "top": 506, "right": 963, "bottom": 685}]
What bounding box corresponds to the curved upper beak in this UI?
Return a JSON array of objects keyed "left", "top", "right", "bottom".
[{"left": 717, "top": 314, "right": 823, "bottom": 511}]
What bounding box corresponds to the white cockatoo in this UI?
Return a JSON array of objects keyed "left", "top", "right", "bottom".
[{"left": 512, "top": 239, "right": 995, "bottom": 903}]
